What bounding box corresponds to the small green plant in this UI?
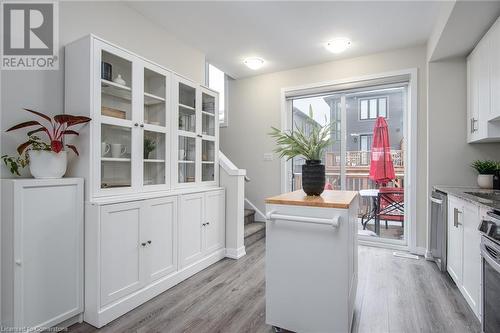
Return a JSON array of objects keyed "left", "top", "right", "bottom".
[
  {"left": 269, "top": 105, "right": 334, "bottom": 161},
  {"left": 144, "top": 138, "right": 157, "bottom": 159},
  {"left": 1, "top": 136, "right": 51, "bottom": 176},
  {"left": 471, "top": 160, "right": 499, "bottom": 175}
]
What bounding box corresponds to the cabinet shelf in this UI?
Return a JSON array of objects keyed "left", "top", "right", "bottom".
[
  {"left": 101, "top": 79, "right": 132, "bottom": 101},
  {"left": 201, "top": 111, "right": 215, "bottom": 117},
  {"left": 144, "top": 159, "right": 165, "bottom": 163},
  {"left": 179, "top": 103, "right": 195, "bottom": 111},
  {"left": 101, "top": 157, "right": 131, "bottom": 162},
  {"left": 144, "top": 92, "right": 165, "bottom": 106}
]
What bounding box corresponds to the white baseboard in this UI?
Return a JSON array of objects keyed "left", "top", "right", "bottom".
[
  {"left": 225, "top": 246, "right": 246, "bottom": 259},
  {"left": 244, "top": 198, "right": 266, "bottom": 222}
]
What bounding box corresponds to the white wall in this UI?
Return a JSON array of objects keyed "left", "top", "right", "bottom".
[
  {"left": 0, "top": 1, "right": 205, "bottom": 177},
  {"left": 221, "top": 45, "right": 429, "bottom": 248},
  {"left": 427, "top": 58, "right": 500, "bottom": 216}
]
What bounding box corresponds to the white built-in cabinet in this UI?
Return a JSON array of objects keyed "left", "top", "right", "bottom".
[
  {"left": 1, "top": 179, "right": 84, "bottom": 330},
  {"left": 447, "top": 195, "right": 482, "bottom": 319},
  {"left": 467, "top": 17, "right": 500, "bottom": 142},
  {"left": 179, "top": 190, "right": 226, "bottom": 268},
  {"left": 65, "top": 35, "right": 219, "bottom": 199},
  {"left": 64, "top": 35, "right": 226, "bottom": 328},
  {"left": 85, "top": 189, "right": 225, "bottom": 327}
]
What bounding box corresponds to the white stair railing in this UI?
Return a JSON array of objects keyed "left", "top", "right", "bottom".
[{"left": 219, "top": 151, "right": 247, "bottom": 259}]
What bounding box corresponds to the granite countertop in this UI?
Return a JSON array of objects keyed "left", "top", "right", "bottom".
[
  {"left": 433, "top": 185, "right": 500, "bottom": 210},
  {"left": 265, "top": 190, "right": 358, "bottom": 209}
]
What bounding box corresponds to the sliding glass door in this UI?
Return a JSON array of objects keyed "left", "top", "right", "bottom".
[{"left": 290, "top": 84, "right": 408, "bottom": 245}]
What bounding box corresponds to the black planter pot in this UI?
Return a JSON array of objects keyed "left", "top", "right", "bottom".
[{"left": 302, "top": 160, "right": 325, "bottom": 196}]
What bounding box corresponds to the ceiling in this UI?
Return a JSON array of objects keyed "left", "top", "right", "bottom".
[{"left": 128, "top": 1, "right": 444, "bottom": 79}]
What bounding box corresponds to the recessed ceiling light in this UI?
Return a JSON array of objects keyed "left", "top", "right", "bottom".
[
  {"left": 325, "top": 38, "right": 351, "bottom": 54},
  {"left": 244, "top": 57, "right": 265, "bottom": 70}
]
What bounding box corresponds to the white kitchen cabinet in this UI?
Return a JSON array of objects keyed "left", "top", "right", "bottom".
[
  {"left": 100, "top": 201, "right": 145, "bottom": 305},
  {"left": 179, "top": 193, "right": 205, "bottom": 267},
  {"left": 446, "top": 195, "right": 482, "bottom": 320},
  {"left": 447, "top": 196, "right": 464, "bottom": 284},
  {"left": 490, "top": 18, "right": 500, "bottom": 120},
  {"left": 85, "top": 190, "right": 225, "bottom": 327},
  {"left": 173, "top": 78, "right": 219, "bottom": 187},
  {"left": 204, "top": 190, "right": 226, "bottom": 253},
  {"left": 144, "top": 196, "right": 178, "bottom": 282},
  {"left": 462, "top": 202, "right": 481, "bottom": 318},
  {"left": 65, "top": 35, "right": 219, "bottom": 199},
  {"left": 467, "top": 17, "right": 500, "bottom": 142},
  {"left": 1, "top": 179, "right": 84, "bottom": 331},
  {"left": 180, "top": 190, "right": 226, "bottom": 268}
]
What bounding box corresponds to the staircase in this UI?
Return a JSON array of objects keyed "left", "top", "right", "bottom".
[{"left": 244, "top": 208, "right": 266, "bottom": 246}]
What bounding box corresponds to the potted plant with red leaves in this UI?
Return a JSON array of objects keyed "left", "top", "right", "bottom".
[{"left": 1, "top": 108, "right": 91, "bottom": 178}]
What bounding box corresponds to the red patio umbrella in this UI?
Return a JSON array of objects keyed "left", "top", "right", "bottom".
[{"left": 369, "top": 117, "right": 395, "bottom": 186}]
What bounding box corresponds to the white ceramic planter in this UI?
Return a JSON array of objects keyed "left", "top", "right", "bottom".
[
  {"left": 477, "top": 174, "right": 494, "bottom": 189},
  {"left": 28, "top": 150, "right": 67, "bottom": 179}
]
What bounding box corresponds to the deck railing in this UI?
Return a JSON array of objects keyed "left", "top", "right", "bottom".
[{"left": 325, "top": 150, "right": 404, "bottom": 168}]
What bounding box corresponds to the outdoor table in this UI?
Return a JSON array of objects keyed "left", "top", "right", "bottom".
[{"left": 359, "top": 189, "right": 380, "bottom": 236}]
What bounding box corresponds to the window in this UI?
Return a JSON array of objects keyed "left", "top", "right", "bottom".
[
  {"left": 359, "top": 97, "right": 387, "bottom": 120},
  {"left": 207, "top": 64, "right": 227, "bottom": 126},
  {"left": 359, "top": 134, "right": 373, "bottom": 151}
]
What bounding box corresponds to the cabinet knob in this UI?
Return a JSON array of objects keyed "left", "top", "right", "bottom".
[
  {"left": 202, "top": 223, "right": 206, "bottom": 226},
  {"left": 141, "top": 242, "right": 147, "bottom": 247},
  {"left": 140, "top": 124, "right": 144, "bottom": 128},
  {"left": 15, "top": 260, "right": 21, "bottom": 266},
  {"left": 206, "top": 222, "right": 210, "bottom": 226},
  {"left": 134, "top": 123, "right": 139, "bottom": 127},
  {"left": 147, "top": 240, "right": 152, "bottom": 244},
  {"left": 197, "top": 134, "right": 202, "bottom": 138}
]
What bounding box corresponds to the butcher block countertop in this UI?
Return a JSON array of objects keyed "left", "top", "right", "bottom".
[{"left": 265, "top": 190, "right": 358, "bottom": 209}]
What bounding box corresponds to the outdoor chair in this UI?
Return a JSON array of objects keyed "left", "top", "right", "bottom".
[{"left": 377, "top": 187, "right": 404, "bottom": 229}]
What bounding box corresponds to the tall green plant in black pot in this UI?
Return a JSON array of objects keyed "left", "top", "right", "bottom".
[{"left": 269, "top": 107, "right": 334, "bottom": 196}]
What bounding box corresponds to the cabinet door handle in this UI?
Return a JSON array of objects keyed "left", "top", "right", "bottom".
[
  {"left": 472, "top": 118, "right": 478, "bottom": 132},
  {"left": 453, "top": 208, "right": 462, "bottom": 227},
  {"left": 197, "top": 134, "right": 203, "bottom": 138}
]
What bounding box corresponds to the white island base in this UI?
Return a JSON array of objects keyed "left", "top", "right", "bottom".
[{"left": 265, "top": 190, "right": 359, "bottom": 333}]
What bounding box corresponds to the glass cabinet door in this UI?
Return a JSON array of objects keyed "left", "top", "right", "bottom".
[
  {"left": 177, "top": 79, "right": 198, "bottom": 184},
  {"left": 99, "top": 49, "right": 134, "bottom": 189},
  {"left": 178, "top": 135, "right": 196, "bottom": 183},
  {"left": 201, "top": 90, "right": 217, "bottom": 182},
  {"left": 143, "top": 66, "right": 168, "bottom": 187}
]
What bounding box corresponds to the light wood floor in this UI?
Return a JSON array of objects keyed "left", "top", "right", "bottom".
[{"left": 69, "top": 238, "right": 480, "bottom": 333}]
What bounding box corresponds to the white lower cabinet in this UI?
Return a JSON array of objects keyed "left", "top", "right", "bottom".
[
  {"left": 180, "top": 190, "right": 226, "bottom": 268},
  {"left": 100, "top": 201, "right": 145, "bottom": 306},
  {"left": 85, "top": 188, "right": 225, "bottom": 328},
  {"left": 447, "top": 196, "right": 464, "bottom": 284},
  {"left": 447, "top": 195, "right": 482, "bottom": 319},
  {"left": 1, "top": 179, "right": 84, "bottom": 331}
]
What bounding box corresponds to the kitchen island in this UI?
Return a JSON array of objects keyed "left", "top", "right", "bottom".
[{"left": 265, "top": 190, "right": 359, "bottom": 333}]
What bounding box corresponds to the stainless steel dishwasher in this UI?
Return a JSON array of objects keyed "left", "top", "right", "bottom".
[{"left": 429, "top": 190, "right": 447, "bottom": 271}]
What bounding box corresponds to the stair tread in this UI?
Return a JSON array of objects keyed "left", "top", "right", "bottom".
[
  {"left": 244, "top": 222, "right": 265, "bottom": 238},
  {"left": 244, "top": 209, "right": 256, "bottom": 217}
]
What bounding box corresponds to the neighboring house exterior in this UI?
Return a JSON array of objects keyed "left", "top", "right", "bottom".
[{"left": 323, "top": 89, "right": 405, "bottom": 152}]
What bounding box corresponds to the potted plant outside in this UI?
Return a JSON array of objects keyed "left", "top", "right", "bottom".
[
  {"left": 1, "top": 108, "right": 91, "bottom": 178},
  {"left": 269, "top": 107, "right": 333, "bottom": 196},
  {"left": 471, "top": 160, "right": 499, "bottom": 189}
]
